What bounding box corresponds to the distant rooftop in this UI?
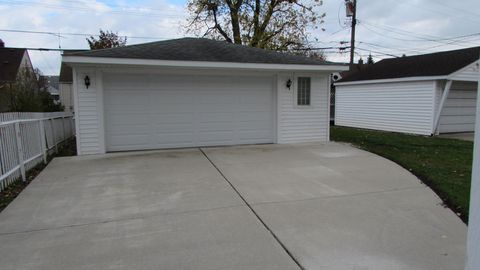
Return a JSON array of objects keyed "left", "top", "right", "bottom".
[
  {"left": 0, "top": 47, "right": 27, "bottom": 83},
  {"left": 339, "top": 46, "right": 480, "bottom": 83}
]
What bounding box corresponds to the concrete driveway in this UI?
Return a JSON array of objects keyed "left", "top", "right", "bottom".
[
  {"left": 0, "top": 143, "right": 466, "bottom": 270},
  {"left": 439, "top": 132, "right": 474, "bottom": 141}
]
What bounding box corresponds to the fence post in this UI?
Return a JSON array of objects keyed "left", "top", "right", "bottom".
[
  {"left": 62, "top": 116, "right": 66, "bottom": 143},
  {"left": 14, "top": 122, "right": 26, "bottom": 182},
  {"left": 51, "top": 119, "right": 58, "bottom": 153},
  {"left": 39, "top": 120, "right": 47, "bottom": 164}
]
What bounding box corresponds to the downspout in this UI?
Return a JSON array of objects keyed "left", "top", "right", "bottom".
[{"left": 432, "top": 80, "right": 453, "bottom": 135}]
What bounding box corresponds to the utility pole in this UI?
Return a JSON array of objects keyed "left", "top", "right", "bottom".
[{"left": 349, "top": 0, "right": 357, "bottom": 69}]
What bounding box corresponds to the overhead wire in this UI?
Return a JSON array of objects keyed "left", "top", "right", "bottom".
[{"left": 0, "top": 0, "right": 181, "bottom": 19}]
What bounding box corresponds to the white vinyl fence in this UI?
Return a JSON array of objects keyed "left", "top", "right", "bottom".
[{"left": 0, "top": 112, "right": 75, "bottom": 191}]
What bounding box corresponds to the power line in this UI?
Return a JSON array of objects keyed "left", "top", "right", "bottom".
[
  {"left": 429, "top": 1, "right": 480, "bottom": 18},
  {"left": 0, "top": 29, "right": 172, "bottom": 40},
  {"left": 355, "top": 47, "right": 399, "bottom": 58},
  {"left": 359, "top": 22, "right": 480, "bottom": 47},
  {"left": 396, "top": 1, "right": 480, "bottom": 25},
  {"left": 361, "top": 20, "right": 480, "bottom": 46},
  {"left": 0, "top": 0, "right": 182, "bottom": 19}
]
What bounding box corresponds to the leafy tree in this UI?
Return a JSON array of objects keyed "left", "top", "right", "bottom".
[
  {"left": 9, "top": 68, "right": 64, "bottom": 112},
  {"left": 186, "top": 0, "right": 325, "bottom": 52},
  {"left": 86, "top": 29, "right": 127, "bottom": 50}
]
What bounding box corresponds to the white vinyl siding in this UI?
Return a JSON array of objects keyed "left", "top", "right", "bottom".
[
  {"left": 438, "top": 81, "right": 477, "bottom": 133},
  {"left": 59, "top": 83, "right": 73, "bottom": 112},
  {"left": 103, "top": 73, "right": 274, "bottom": 151},
  {"left": 74, "top": 68, "right": 103, "bottom": 155},
  {"left": 277, "top": 74, "right": 329, "bottom": 143},
  {"left": 335, "top": 81, "right": 435, "bottom": 135},
  {"left": 449, "top": 61, "right": 479, "bottom": 82}
]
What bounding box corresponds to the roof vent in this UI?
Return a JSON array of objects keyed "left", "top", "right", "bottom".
[{"left": 0, "top": 39, "right": 4, "bottom": 48}]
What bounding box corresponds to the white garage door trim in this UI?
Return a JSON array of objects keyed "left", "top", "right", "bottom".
[{"left": 103, "top": 73, "right": 276, "bottom": 152}]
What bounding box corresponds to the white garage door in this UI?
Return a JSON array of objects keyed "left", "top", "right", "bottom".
[
  {"left": 104, "top": 73, "right": 274, "bottom": 151},
  {"left": 439, "top": 81, "right": 477, "bottom": 133}
]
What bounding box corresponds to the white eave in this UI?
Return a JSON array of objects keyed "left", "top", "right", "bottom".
[
  {"left": 334, "top": 76, "right": 448, "bottom": 86},
  {"left": 62, "top": 56, "right": 349, "bottom": 72}
]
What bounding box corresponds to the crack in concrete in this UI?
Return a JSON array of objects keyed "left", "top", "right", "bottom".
[
  {"left": 251, "top": 185, "right": 428, "bottom": 207},
  {"left": 0, "top": 203, "right": 244, "bottom": 237},
  {"left": 199, "top": 148, "right": 305, "bottom": 270}
]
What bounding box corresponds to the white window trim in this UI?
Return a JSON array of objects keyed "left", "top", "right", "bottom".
[{"left": 295, "top": 76, "right": 312, "bottom": 108}]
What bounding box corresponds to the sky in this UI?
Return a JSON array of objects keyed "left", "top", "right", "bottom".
[{"left": 0, "top": 0, "right": 479, "bottom": 75}]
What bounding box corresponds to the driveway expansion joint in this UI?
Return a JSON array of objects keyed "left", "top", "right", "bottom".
[{"left": 199, "top": 148, "right": 305, "bottom": 270}]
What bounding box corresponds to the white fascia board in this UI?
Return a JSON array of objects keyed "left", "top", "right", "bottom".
[
  {"left": 62, "top": 56, "right": 349, "bottom": 72},
  {"left": 334, "top": 76, "right": 447, "bottom": 86}
]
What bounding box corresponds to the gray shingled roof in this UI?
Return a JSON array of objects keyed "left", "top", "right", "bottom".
[
  {"left": 339, "top": 46, "right": 480, "bottom": 83},
  {"left": 64, "top": 38, "right": 339, "bottom": 66},
  {"left": 60, "top": 50, "right": 87, "bottom": 83}
]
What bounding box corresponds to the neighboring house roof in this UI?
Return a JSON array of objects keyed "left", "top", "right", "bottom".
[
  {"left": 59, "top": 50, "right": 86, "bottom": 83},
  {"left": 59, "top": 63, "right": 73, "bottom": 83},
  {"left": 63, "top": 38, "right": 339, "bottom": 66},
  {"left": 0, "top": 47, "right": 27, "bottom": 83},
  {"left": 47, "top": 85, "right": 59, "bottom": 95},
  {"left": 339, "top": 46, "right": 480, "bottom": 83},
  {"left": 43, "top": 75, "right": 59, "bottom": 89}
]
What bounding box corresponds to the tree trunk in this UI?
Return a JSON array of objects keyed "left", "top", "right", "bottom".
[{"left": 230, "top": 10, "right": 242, "bottom": 44}]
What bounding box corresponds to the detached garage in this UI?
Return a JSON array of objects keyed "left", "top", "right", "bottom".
[
  {"left": 335, "top": 47, "right": 480, "bottom": 136},
  {"left": 62, "top": 38, "right": 346, "bottom": 155}
]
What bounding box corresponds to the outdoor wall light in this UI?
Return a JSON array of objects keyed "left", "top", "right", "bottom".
[
  {"left": 84, "top": 75, "right": 91, "bottom": 89},
  {"left": 286, "top": 79, "right": 292, "bottom": 89}
]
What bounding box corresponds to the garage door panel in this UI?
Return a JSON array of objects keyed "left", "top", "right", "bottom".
[
  {"left": 153, "top": 133, "right": 194, "bottom": 144},
  {"left": 196, "top": 104, "right": 240, "bottom": 113},
  {"left": 197, "top": 112, "right": 234, "bottom": 122},
  {"left": 106, "top": 92, "right": 151, "bottom": 105},
  {"left": 109, "top": 134, "right": 151, "bottom": 148},
  {"left": 238, "top": 130, "right": 273, "bottom": 141},
  {"left": 106, "top": 107, "right": 149, "bottom": 115},
  {"left": 109, "top": 125, "right": 151, "bottom": 135},
  {"left": 197, "top": 95, "right": 236, "bottom": 104},
  {"left": 104, "top": 74, "right": 274, "bottom": 151},
  {"left": 154, "top": 123, "right": 194, "bottom": 133},
  {"left": 107, "top": 114, "right": 150, "bottom": 125},
  {"left": 150, "top": 91, "right": 194, "bottom": 104},
  {"left": 152, "top": 113, "right": 195, "bottom": 124},
  {"left": 197, "top": 131, "right": 235, "bottom": 144},
  {"left": 237, "top": 111, "right": 272, "bottom": 121},
  {"left": 151, "top": 103, "right": 196, "bottom": 113}
]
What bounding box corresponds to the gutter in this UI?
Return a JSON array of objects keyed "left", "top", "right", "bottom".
[{"left": 334, "top": 76, "right": 447, "bottom": 86}]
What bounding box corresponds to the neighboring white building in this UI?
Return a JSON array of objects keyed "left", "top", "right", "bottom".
[
  {"left": 59, "top": 63, "right": 74, "bottom": 112},
  {"left": 62, "top": 38, "right": 347, "bottom": 155},
  {"left": 335, "top": 47, "right": 480, "bottom": 135}
]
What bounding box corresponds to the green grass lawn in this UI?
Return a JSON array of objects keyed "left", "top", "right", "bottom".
[{"left": 331, "top": 126, "right": 473, "bottom": 223}]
